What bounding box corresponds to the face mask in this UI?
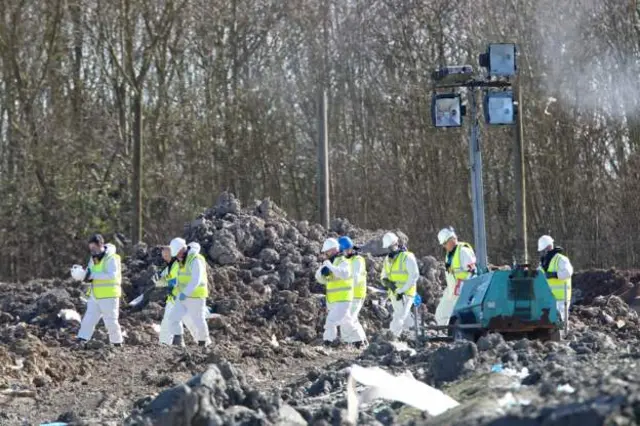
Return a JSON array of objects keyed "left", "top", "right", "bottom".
[{"left": 90, "top": 248, "right": 103, "bottom": 256}]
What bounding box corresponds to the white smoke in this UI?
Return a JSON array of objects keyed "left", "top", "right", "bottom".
[{"left": 533, "top": 0, "right": 639, "bottom": 121}]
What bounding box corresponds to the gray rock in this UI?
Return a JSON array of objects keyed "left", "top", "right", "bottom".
[{"left": 209, "top": 229, "right": 244, "bottom": 265}]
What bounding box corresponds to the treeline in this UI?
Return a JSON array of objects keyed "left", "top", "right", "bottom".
[{"left": 0, "top": 0, "right": 638, "bottom": 281}]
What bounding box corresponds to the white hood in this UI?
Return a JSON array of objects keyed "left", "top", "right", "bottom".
[
  {"left": 105, "top": 243, "right": 116, "bottom": 256},
  {"left": 187, "top": 242, "right": 201, "bottom": 255}
]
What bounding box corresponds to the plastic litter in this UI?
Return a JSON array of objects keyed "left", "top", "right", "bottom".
[
  {"left": 151, "top": 323, "right": 161, "bottom": 333},
  {"left": 57, "top": 309, "right": 81, "bottom": 323},
  {"left": 497, "top": 392, "right": 531, "bottom": 409},
  {"left": 389, "top": 341, "right": 417, "bottom": 356},
  {"left": 414, "top": 294, "right": 422, "bottom": 307},
  {"left": 346, "top": 364, "right": 459, "bottom": 423},
  {"left": 491, "top": 364, "right": 529, "bottom": 379},
  {"left": 39, "top": 423, "right": 68, "bottom": 426},
  {"left": 128, "top": 294, "right": 145, "bottom": 307},
  {"left": 557, "top": 384, "right": 575, "bottom": 394}
]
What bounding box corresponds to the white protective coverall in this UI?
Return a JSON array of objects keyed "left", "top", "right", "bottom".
[
  {"left": 157, "top": 244, "right": 201, "bottom": 345},
  {"left": 342, "top": 255, "right": 368, "bottom": 343},
  {"left": 315, "top": 259, "right": 354, "bottom": 342},
  {"left": 382, "top": 251, "right": 420, "bottom": 337},
  {"left": 551, "top": 255, "right": 574, "bottom": 322},
  {"left": 167, "top": 243, "right": 211, "bottom": 344},
  {"left": 78, "top": 243, "right": 124, "bottom": 344},
  {"left": 435, "top": 245, "right": 477, "bottom": 326}
]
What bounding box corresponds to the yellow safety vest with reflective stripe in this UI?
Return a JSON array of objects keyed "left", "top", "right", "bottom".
[
  {"left": 164, "top": 261, "right": 180, "bottom": 302},
  {"left": 545, "top": 253, "right": 572, "bottom": 302},
  {"left": 382, "top": 251, "right": 417, "bottom": 297},
  {"left": 447, "top": 242, "right": 474, "bottom": 281},
  {"left": 90, "top": 253, "right": 122, "bottom": 299},
  {"left": 326, "top": 256, "right": 354, "bottom": 304},
  {"left": 351, "top": 255, "right": 367, "bottom": 299},
  {"left": 176, "top": 253, "right": 209, "bottom": 299}
]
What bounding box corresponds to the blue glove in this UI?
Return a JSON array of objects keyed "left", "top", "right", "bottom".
[
  {"left": 321, "top": 266, "right": 331, "bottom": 276},
  {"left": 167, "top": 278, "right": 177, "bottom": 289},
  {"left": 178, "top": 293, "right": 186, "bottom": 301}
]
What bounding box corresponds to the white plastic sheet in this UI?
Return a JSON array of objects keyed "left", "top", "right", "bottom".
[{"left": 346, "top": 364, "right": 459, "bottom": 424}]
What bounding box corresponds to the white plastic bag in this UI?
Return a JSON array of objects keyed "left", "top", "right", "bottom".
[{"left": 70, "top": 264, "right": 86, "bottom": 282}]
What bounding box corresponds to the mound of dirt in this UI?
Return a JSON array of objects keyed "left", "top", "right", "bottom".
[
  {"left": 123, "top": 192, "right": 446, "bottom": 344},
  {"left": 572, "top": 268, "right": 640, "bottom": 305}
]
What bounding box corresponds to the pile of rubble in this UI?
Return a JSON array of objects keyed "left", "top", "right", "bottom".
[
  {"left": 123, "top": 192, "right": 445, "bottom": 344},
  {"left": 572, "top": 268, "right": 640, "bottom": 305}
]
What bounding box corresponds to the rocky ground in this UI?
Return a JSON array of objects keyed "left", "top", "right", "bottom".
[{"left": 1, "top": 193, "right": 640, "bottom": 425}]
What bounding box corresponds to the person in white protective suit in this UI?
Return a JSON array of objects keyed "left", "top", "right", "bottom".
[
  {"left": 71, "top": 234, "right": 124, "bottom": 346},
  {"left": 166, "top": 237, "right": 211, "bottom": 347},
  {"left": 315, "top": 237, "right": 355, "bottom": 346},
  {"left": 337, "top": 236, "right": 368, "bottom": 348},
  {"left": 537, "top": 235, "right": 574, "bottom": 322},
  {"left": 434, "top": 227, "right": 477, "bottom": 326},
  {"left": 157, "top": 245, "right": 201, "bottom": 346},
  {"left": 380, "top": 232, "right": 420, "bottom": 338}
]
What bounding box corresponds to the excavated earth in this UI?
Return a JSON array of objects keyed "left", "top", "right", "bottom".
[{"left": 1, "top": 193, "right": 640, "bottom": 426}]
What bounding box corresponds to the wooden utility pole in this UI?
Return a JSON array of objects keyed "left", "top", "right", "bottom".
[
  {"left": 132, "top": 96, "right": 143, "bottom": 244},
  {"left": 317, "top": 0, "right": 330, "bottom": 228}
]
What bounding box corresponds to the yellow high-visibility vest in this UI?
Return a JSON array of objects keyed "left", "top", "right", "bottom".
[
  {"left": 90, "top": 253, "right": 122, "bottom": 299},
  {"left": 382, "top": 251, "right": 417, "bottom": 297},
  {"left": 545, "top": 253, "right": 572, "bottom": 302},
  {"left": 326, "top": 256, "right": 354, "bottom": 304},
  {"left": 351, "top": 255, "right": 367, "bottom": 299},
  {"left": 447, "top": 242, "right": 474, "bottom": 281},
  {"left": 176, "top": 253, "right": 209, "bottom": 299},
  {"left": 162, "top": 261, "right": 180, "bottom": 302}
]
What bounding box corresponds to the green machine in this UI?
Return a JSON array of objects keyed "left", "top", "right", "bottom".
[{"left": 447, "top": 265, "right": 563, "bottom": 342}]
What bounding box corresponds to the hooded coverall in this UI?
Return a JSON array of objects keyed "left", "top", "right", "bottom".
[
  {"left": 167, "top": 243, "right": 211, "bottom": 345},
  {"left": 78, "top": 243, "right": 124, "bottom": 344},
  {"left": 341, "top": 254, "right": 368, "bottom": 344},
  {"left": 315, "top": 256, "right": 355, "bottom": 342},
  {"left": 381, "top": 250, "right": 419, "bottom": 337},
  {"left": 435, "top": 242, "right": 476, "bottom": 326},
  {"left": 157, "top": 248, "right": 201, "bottom": 345},
  {"left": 540, "top": 248, "right": 574, "bottom": 322}
]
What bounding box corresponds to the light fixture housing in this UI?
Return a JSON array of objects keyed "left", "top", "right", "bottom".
[
  {"left": 478, "top": 43, "right": 517, "bottom": 77},
  {"left": 484, "top": 90, "right": 515, "bottom": 125},
  {"left": 431, "top": 93, "right": 465, "bottom": 128}
]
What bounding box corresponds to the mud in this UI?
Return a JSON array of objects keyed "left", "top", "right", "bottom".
[{"left": 1, "top": 194, "right": 639, "bottom": 425}]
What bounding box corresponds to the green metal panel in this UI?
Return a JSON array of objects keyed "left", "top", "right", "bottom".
[{"left": 453, "top": 269, "right": 559, "bottom": 328}]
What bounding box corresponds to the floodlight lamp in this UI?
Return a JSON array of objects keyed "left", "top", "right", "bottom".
[
  {"left": 484, "top": 90, "right": 515, "bottom": 125},
  {"left": 432, "top": 65, "right": 474, "bottom": 84},
  {"left": 478, "top": 43, "right": 517, "bottom": 77},
  {"left": 431, "top": 93, "right": 464, "bottom": 128}
]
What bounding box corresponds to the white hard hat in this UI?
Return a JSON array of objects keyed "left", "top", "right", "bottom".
[
  {"left": 321, "top": 238, "right": 340, "bottom": 253},
  {"left": 70, "top": 264, "right": 86, "bottom": 282},
  {"left": 537, "top": 235, "right": 554, "bottom": 252},
  {"left": 169, "top": 237, "right": 187, "bottom": 257},
  {"left": 382, "top": 232, "right": 399, "bottom": 249},
  {"left": 437, "top": 227, "right": 457, "bottom": 245}
]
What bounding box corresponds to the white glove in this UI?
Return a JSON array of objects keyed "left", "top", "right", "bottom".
[
  {"left": 322, "top": 260, "right": 333, "bottom": 268},
  {"left": 70, "top": 265, "right": 86, "bottom": 282}
]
